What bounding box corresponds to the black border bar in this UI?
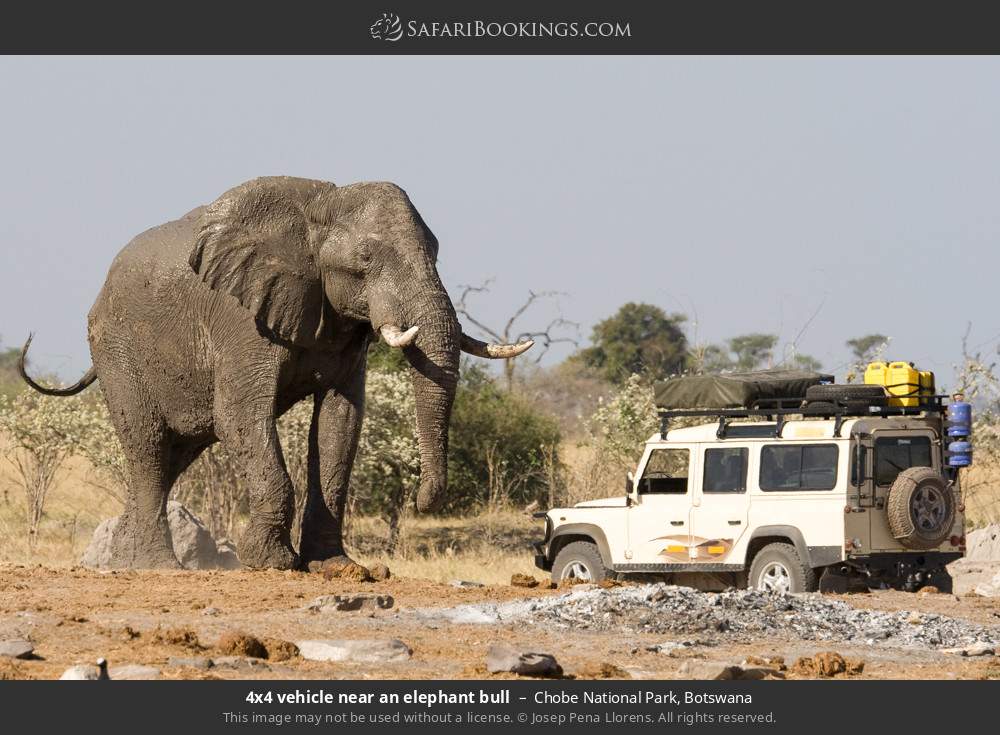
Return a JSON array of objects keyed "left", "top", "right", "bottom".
[{"left": 3, "top": 1, "right": 1000, "bottom": 54}]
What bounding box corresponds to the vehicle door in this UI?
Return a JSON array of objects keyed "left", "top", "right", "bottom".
[
  {"left": 688, "top": 444, "right": 752, "bottom": 564},
  {"left": 868, "top": 429, "right": 937, "bottom": 550},
  {"left": 625, "top": 445, "right": 696, "bottom": 565}
]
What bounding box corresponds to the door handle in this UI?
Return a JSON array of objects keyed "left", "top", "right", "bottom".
[
  {"left": 728, "top": 520, "right": 742, "bottom": 525},
  {"left": 670, "top": 520, "right": 685, "bottom": 526}
]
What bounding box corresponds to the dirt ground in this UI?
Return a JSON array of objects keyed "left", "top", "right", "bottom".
[{"left": 2, "top": 564, "right": 999, "bottom": 681}]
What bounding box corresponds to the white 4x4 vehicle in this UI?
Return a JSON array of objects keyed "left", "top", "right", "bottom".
[{"left": 534, "top": 381, "right": 966, "bottom": 594}]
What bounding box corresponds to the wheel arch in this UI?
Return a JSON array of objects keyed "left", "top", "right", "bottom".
[
  {"left": 746, "top": 525, "right": 812, "bottom": 568},
  {"left": 548, "top": 524, "right": 613, "bottom": 567}
]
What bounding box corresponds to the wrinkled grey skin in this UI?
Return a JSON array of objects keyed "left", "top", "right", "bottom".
[{"left": 19, "top": 177, "right": 527, "bottom": 570}]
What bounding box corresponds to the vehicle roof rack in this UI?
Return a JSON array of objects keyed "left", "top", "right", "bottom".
[{"left": 658, "top": 395, "right": 946, "bottom": 440}]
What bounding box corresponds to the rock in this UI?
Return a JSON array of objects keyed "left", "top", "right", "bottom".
[
  {"left": 646, "top": 641, "right": 693, "bottom": 655},
  {"left": 966, "top": 524, "right": 1000, "bottom": 561},
  {"left": 216, "top": 632, "right": 267, "bottom": 659},
  {"left": 485, "top": 644, "right": 562, "bottom": 677},
  {"left": 80, "top": 501, "right": 238, "bottom": 570},
  {"left": 0, "top": 640, "right": 34, "bottom": 659},
  {"left": 168, "top": 656, "right": 213, "bottom": 670},
  {"left": 109, "top": 664, "right": 161, "bottom": 680},
  {"left": 296, "top": 639, "right": 412, "bottom": 664},
  {"left": 510, "top": 573, "right": 539, "bottom": 588},
  {"left": 215, "top": 538, "right": 243, "bottom": 570},
  {"left": 973, "top": 571, "right": 1000, "bottom": 597},
  {"left": 677, "top": 660, "right": 741, "bottom": 680},
  {"left": 304, "top": 594, "right": 394, "bottom": 612},
  {"left": 941, "top": 643, "right": 995, "bottom": 656},
  {"left": 60, "top": 659, "right": 109, "bottom": 680},
  {"left": 368, "top": 563, "right": 391, "bottom": 581},
  {"left": 212, "top": 656, "right": 271, "bottom": 671},
  {"left": 450, "top": 580, "right": 484, "bottom": 588}
]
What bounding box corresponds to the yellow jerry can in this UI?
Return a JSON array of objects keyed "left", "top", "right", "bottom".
[
  {"left": 864, "top": 361, "right": 888, "bottom": 387},
  {"left": 919, "top": 370, "right": 935, "bottom": 397},
  {"left": 886, "top": 361, "right": 921, "bottom": 407}
]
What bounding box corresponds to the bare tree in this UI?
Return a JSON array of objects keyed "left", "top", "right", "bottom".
[{"left": 455, "top": 279, "right": 579, "bottom": 391}]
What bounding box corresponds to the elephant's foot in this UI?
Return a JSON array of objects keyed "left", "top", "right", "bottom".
[
  {"left": 108, "top": 515, "right": 181, "bottom": 570},
  {"left": 305, "top": 554, "right": 372, "bottom": 581},
  {"left": 238, "top": 522, "right": 299, "bottom": 570}
]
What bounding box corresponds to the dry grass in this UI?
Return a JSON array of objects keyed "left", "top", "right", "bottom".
[{"left": 961, "top": 464, "right": 1000, "bottom": 529}]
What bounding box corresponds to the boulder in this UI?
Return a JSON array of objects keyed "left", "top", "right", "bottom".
[
  {"left": 296, "top": 639, "right": 412, "bottom": 664},
  {"left": 0, "top": 640, "right": 34, "bottom": 659},
  {"left": 80, "top": 501, "right": 241, "bottom": 570},
  {"left": 109, "top": 664, "right": 161, "bottom": 680},
  {"left": 974, "top": 570, "right": 1000, "bottom": 598},
  {"left": 168, "top": 656, "right": 214, "bottom": 670},
  {"left": 966, "top": 525, "right": 1000, "bottom": 561},
  {"left": 59, "top": 659, "right": 109, "bottom": 680},
  {"left": 486, "top": 644, "right": 562, "bottom": 677},
  {"left": 304, "top": 594, "right": 394, "bottom": 613}
]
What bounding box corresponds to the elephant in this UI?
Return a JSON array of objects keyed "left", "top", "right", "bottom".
[{"left": 18, "top": 176, "right": 532, "bottom": 570}]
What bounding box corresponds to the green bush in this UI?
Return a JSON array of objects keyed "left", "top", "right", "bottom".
[{"left": 446, "top": 363, "right": 561, "bottom": 512}]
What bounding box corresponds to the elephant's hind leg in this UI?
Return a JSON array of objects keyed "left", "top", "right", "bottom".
[{"left": 100, "top": 385, "right": 182, "bottom": 569}]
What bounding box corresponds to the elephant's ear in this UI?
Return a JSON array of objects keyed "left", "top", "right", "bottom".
[{"left": 190, "top": 178, "right": 335, "bottom": 346}]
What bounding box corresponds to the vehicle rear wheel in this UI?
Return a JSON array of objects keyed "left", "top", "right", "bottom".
[
  {"left": 887, "top": 467, "right": 956, "bottom": 549},
  {"left": 551, "top": 541, "right": 607, "bottom": 584},
  {"left": 748, "top": 542, "right": 817, "bottom": 593}
]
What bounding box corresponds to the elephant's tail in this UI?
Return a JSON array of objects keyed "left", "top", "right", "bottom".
[{"left": 18, "top": 334, "right": 97, "bottom": 396}]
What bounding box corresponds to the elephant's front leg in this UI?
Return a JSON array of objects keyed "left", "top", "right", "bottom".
[
  {"left": 299, "top": 372, "right": 365, "bottom": 570},
  {"left": 216, "top": 389, "right": 299, "bottom": 571}
]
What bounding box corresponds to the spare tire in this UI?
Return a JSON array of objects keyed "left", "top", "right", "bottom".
[
  {"left": 886, "top": 467, "right": 956, "bottom": 549},
  {"left": 805, "top": 384, "right": 888, "bottom": 406}
]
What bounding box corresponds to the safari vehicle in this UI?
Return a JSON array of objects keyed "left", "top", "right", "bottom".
[{"left": 533, "top": 369, "right": 969, "bottom": 593}]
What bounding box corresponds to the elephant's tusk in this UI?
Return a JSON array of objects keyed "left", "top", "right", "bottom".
[
  {"left": 380, "top": 324, "right": 420, "bottom": 348},
  {"left": 460, "top": 332, "right": 534, "bottom": 359}
]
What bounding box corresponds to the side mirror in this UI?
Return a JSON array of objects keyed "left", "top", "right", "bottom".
[{"left": 626, "top": 470, "right": 635, "bottom": 495}]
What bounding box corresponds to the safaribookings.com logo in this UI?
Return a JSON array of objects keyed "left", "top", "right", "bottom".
[{"left": 369, "top": 13, "right": 631, "bottom": 42}]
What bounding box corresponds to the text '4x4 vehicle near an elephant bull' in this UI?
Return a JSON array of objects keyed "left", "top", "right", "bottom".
[
  {"left": 18, "top": 176, "right": 533, "bottom": 571},
  {"left": 534, "top": 368, "right": 968, "bottom": 594}
]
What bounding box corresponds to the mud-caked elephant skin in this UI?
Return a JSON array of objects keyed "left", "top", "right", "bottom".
[{"left": 20, "top": 176, "right": 532, "bottom": 570}]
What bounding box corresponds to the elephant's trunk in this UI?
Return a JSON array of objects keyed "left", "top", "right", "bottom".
[{"left": 401, "top": 290, "right": 460, "bottom": 513}]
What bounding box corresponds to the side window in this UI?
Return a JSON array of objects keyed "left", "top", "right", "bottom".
[
  {"left": 640, "top": 449, "right": 690, "bottom": 494},
  {"left": 875, "top": 436, "right": 932, "bottom": 486},
  {"left": 760, "top": 444, "right": 838, "bottom": 491},
  {"left": 703, "top": 447, "right": 748, "bottom": 493}
]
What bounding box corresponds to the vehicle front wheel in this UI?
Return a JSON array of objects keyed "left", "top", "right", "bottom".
[
  {"left": 551, "top": 541, "right": 607, "bottom": 584},
  {"left": 748, "top": 542, "right": 817, "bottom": 593}
]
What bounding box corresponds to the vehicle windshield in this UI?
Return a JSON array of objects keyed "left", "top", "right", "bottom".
[{"left": 874, "top": 436, "right": 932, "bottom": 486}]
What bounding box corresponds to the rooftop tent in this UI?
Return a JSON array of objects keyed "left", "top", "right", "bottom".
[{"left": 653, "top": 370, "right": 834, "bottom": 410}]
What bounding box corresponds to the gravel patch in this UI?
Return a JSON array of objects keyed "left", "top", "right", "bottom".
[{"left": 413, "top": 584, "right": 1000, "bottom": 650}]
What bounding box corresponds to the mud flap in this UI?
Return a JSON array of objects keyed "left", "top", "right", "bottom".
[{"left": 819, "top": 566, "right": 869, "bottom": 594}]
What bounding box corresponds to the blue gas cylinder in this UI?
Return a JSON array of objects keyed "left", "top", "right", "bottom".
[
  {"left": 948, "top": 401, "right": 972, "bottom": 437},
  {"left": 948, "top": 440, "right": 972, "bottom": 467}
]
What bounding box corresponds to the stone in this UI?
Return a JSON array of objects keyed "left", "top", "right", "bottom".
[
  {"left": 80, "top": 501, "right": 237, "bottom": 570},
  {"left": 677, "top": 660, "right": 740, "bottom": 680},
  {"left": 510, "top": 573, "right": 539, "bottom": 588},
  {"left": 168, "top": 656, "right": 214, "bottom": 669},
  {"left": 645, "top": 641, "right": 688, "bottom": 655},
  {"left": 296, "top": 639, "right": 412, "bottom": 664},
  {"left": 212, "top": 656, "right": 271, "bottom": 671},
  {"left": 215, "top": 539, "right": 243, "bottom": 570},
  {"left": 0, "top": 640, "right": 34, "bottom": 659},
  {"left": 368, "top": 563, "right": 391, "bottom": 581},
  {"left": 973, "top": 571, "right": 1000, "bottom": 598},
  {"left": 941, "top": 643, "right": 995, "bottom": 656},
  {"left": 60, "top": 660, "right": 109, "bottom": 680},
  {"left": 450, "top": 580, "right": 484, "bottom": 588},
  {"left": 109, "top": 664, "right": 161, "bottom": 680},
  {"left": 304, "top": 594, "right": 394, "bottom": 613},
  {"left": 966, "top": 524, "right": 1000, "bottom": 561},
  {"left": 485, "top": 644, "right": 562, "bottom": 677}
]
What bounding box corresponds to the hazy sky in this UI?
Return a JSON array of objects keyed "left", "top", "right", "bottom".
[{"left": 1, "top": 56, "right": 998, "bottom": 388}]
